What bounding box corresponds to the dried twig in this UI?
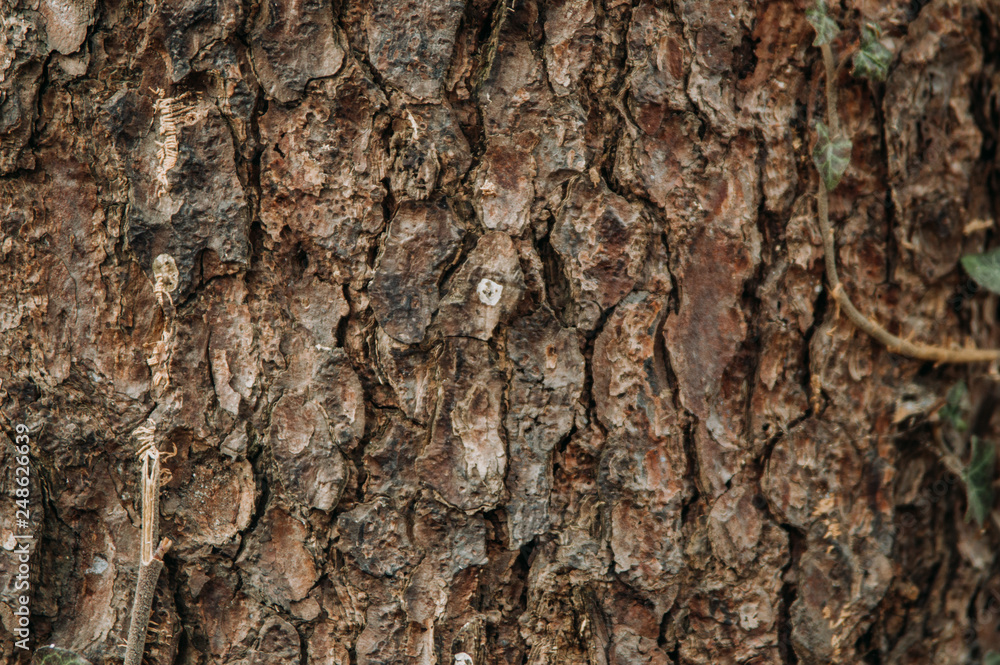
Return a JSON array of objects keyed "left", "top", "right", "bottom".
[
  {"left": 123, "top": 538, "right": 172, "bottom": 665},
  {"left": 123, "top": 253, "right": 180, "bottom": 664}
]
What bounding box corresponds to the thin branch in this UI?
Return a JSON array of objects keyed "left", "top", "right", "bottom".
[{"left": 124, "top": 538, "right": 172, "bottom": 665}]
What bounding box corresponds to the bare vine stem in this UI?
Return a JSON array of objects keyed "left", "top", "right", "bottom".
[
  {"left": 816, "top": 43, "right": 1000, "bottom": 363},
  {"left": 123, "top": 254, "right": 180, "bottom": 664},
  {"left": 123, "top": 538, "right": 172, "bottom": 665},
  {"left": 821, "top": 43, "right": 840, "bottom": 136}
]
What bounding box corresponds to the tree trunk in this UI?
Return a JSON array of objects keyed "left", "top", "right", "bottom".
[{"left": 2, "top": 0, "right": 1000, "bottom": 663}]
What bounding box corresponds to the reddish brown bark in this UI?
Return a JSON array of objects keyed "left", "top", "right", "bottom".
[{"left": 2, "top": 0, "right": 1000, "bottom": 664}]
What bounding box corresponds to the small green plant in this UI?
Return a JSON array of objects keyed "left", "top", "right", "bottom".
[
  {"left": 961, "top": 248, "right": 1000, "bottom": 296},
  {"left": 939, "top": 381, "right": 970, "bottom": 432},
  {"left": 805, "top": 1, "right": 839, "bottom": 45},
  {"left": 963, "top": 436, "right": 995, "bottom": 526},
  {"left": 933, "top": 381, "right": 997, "bottom": 528},
  {"left": 985, "top": 651, "right": 1000, "bottom": 665},
  {"left": 851, "top": 24, "right": 892, "bottom": 82},
  {"left": 807, "top": 1, "right": 1000, "bottom": 363},
  {"left": 812, "top": 120, "right": 851, "bottom": 191}
]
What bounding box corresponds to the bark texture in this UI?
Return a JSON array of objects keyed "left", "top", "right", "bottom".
[{"left": 2, "top": 0, "right": 1000, "bottom": 664}]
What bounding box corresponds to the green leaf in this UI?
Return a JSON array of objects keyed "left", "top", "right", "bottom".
[
  {"left": 985, "top": 651, "right": 1000, "bottom": 665},
  {"left": 962, "top": 436, "right": 995, "bottom": 527},
  {"left": 852, "top": 24, "right": 892, "bottom": 81},
  {"left": 812, "top": 120, "right": 852, "bottom": 191},
  {"left": 806, "top": 1, "right": 840, "bottom": 46},
  {"left": 30, "top": 647, "right": 93, "bottom": 665},
  {"left": 940, "top": 381, "right": 969, "bottom": 432},
  {"left": 961, "top": 247, "right": 1000, "bottom": 295}
]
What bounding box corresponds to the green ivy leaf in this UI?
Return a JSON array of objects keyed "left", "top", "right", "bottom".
[
  {"left": 30, "top": 647, "right": 93, "bottom": 665},
  {"left": 963, "top": 436, "right": 995, "bottom": 527},
  {"left": 961, "top": 247, "right": 1000, "bottom": 295},
  {"left": 852, "top": 24, "right": 892, "bottom": 81},
  {"left": 940, "top": 381, "right": 969, "bottom": 432},
  {"left": 812, "top": 120, "right": 852, "bottom": 191},
  {"left": 806, "top": 1, "right": 840, "bottom": 46},
  {"left": 985, "top": 651, "right": 1000, "bottom": 665}
]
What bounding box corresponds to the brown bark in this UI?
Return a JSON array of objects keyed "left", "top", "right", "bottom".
[{"left": 2, "top": 0, "right": 1000, "bottom": 664}]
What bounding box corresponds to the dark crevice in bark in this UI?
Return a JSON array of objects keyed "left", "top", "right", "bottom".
[
  {"left": 341, "top": 33, "right": 392, "bottom": 115},
  {"left": 650, "top": 285, "right": 681, "bottom": 413},
  {"left": 741, "top": 134, "right": 773, "bottom": 447},
  {"left": 27, "top": 51, "right": 55, "bottom": 156},
  {"left": 164, "top": 553, "right": 200, "bottom": 664},
  {"left": 856, "top": 78, "right": 898, "bottom": 300},
  {"left": 246, "top": 78, "right": 267, "bottom": 247},
  {"left": 973, "top": 10, "right": 1000, "bottom": 257},
  {"left": 536, "top": 214, "right": 573, "bottom": 324},
  {"left": 346, "top": 627, "right": 359, "bottom": 665},
  {"left": 515, "top": 535, "right": 536, "bottom": 587},
  {"left": 335, "top": 285, "right": 352, "bottom": 349},
  {"left": 462, "top": 1, "right": 506, "bottom": 176},
  {"left": 344, "top": 404, "right": 375, "bottom": 505},
  {"left": 472, "top": 0, "right": 514, "bottom": 99},
  {"left": 679, "top": 420, "right": 700, "bottom": 523},
  {"left": 778, "top": 527, "right": 803, "bottom": 665},
  {"left": 599, "top": 130, "right": 626, "bottom": 192},
  {"left": 656, "top": 608, "right": 669, "bottom": 648},
  {"left": 167, "top": 262, "right": 240, "bottom": 313},
  {"left": 905, "top": 0, "right": 933, "bottom": 22},
  {"left": 665, "top": 241, "right": 683, "bottom": 318},
  {"left": 855, "top": 620, "right": 882, "bottom": 664},
  {"left": 736, "top": 33, "right": 760, "bottom": 82},
  {"left": 232, "top": 421, "right": 272, "bottom": 563},
  {"left": 535, "top": 2, "right": 557, "bottom": 99},
  {"left": 365, "top": 230, "right": 382, "bottom": 271},
  {"left": 296, "top": 621, "right": 309, "bottom": 665},
  {"left": 435, "top": 232, "right": 478, "bottom": 300},
  {"left": 802, "top": 274, "right": 830, "bottom": 414},
  {"left": 599, "top": 114, "right": 634, "bottom": 189}
]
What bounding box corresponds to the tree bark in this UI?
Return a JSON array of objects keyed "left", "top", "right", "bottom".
[{"left": 1, "top": 0, "right": 1000, "bottom": 664}]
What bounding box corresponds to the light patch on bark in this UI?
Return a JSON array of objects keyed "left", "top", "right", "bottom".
[
  {"left": 476, "top": 278, "right": 503, "bottom": 306},
  {"left": 152, "top": 94, "right": 198, "bottom": 198},
  {"left": 452, "top": 385, "right": 505, "bottom": 483},
  {"left": 40, "top": 0, "right": 94, "bottom": 55}
]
